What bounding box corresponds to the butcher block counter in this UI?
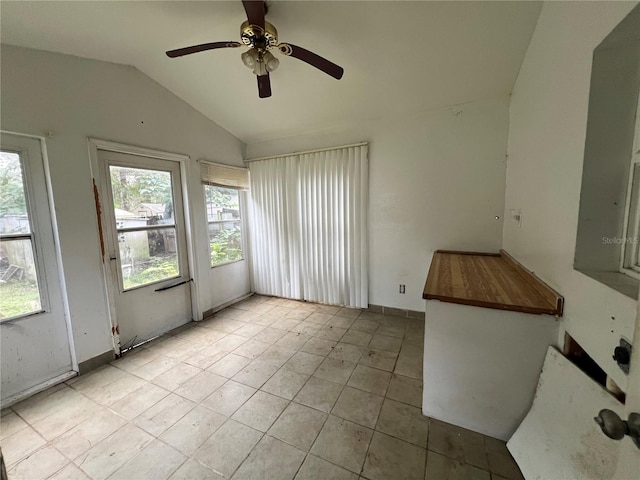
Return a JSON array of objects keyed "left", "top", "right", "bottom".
[{"left": 421, "top": 249, "right": 563, "bottom": 441}]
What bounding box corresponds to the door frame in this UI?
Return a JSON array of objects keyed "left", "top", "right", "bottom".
[{"left": 88, "top": 138, "right": 200, "bottom": 355}]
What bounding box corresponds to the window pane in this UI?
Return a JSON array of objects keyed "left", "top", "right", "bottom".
[
  {"left": 119, "top": 228, "right": 179, "bottom": 290},
  {"left": 0, "top": 151, "right": 31, "bottom": 234},
  {"left": 0, "top": 238, "right": 42, "bottom": 318},
  {"left": 209, "top": 220, "right": 243, "bottom": 266},
  {"left": 109, "top": 166, "right": 175, "bottom": 225},
  {"left": 204, "top": 185, "right": 243, "bottom": 267}
]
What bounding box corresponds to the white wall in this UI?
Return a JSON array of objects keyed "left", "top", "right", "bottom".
[
  {"left": 247, "top": 97, "right": 509, "bottom": 311},
  {"left": 1, "top": 45, "right": 250, "bottom": 364},
  {"left": 503, "top": 2, "right": 638, "bottom": 390}
]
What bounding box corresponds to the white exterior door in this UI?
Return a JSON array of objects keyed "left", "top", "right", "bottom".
[
  {"left": 97, "top": 149, "right": 192, "bottom": 351},
  {"left": 0, "top": 133, "right": 74, "bottom": 405}
]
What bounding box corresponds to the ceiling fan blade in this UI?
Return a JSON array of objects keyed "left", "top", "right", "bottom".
[
  {"left": 166, "top": 42, "right": 241, "bottom": 58},
  {"left": 242, "top": 0, "right": 265, "bottom": 30},
  {"left": 257, "top": 74, "right": 271, "bottom": 98},
  {"left": 278, "top": 43, "right": 344, "bottom": 80}
]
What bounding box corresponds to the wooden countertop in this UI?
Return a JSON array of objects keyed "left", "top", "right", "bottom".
[{"left": 423, "top": 250, "right": 563, "bottom": 316}]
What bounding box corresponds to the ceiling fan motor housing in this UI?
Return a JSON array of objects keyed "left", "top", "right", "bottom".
[{"left": 241, "top": 20, "right": 278, "bottom": 51}]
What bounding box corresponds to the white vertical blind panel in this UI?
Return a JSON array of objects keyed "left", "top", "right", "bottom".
[{"left": 248, "top": 145, "right": 368, "bottom": 307}]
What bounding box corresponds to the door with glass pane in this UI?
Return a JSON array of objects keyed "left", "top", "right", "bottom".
[
  {"left": 1, "top": 133, "right": 73, "bottom": 404},
  {"left": 97, "top": 150, "right": 192, "bottom": 350}
]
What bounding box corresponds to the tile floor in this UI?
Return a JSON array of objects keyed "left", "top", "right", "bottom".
[{"left": 1, "top": 295, "right": 525, "bottom": 480}]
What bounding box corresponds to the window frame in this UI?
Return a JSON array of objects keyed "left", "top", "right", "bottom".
[
  {"left": 204, "top": 184, "right": 245, "bottom": 268},
  {"left": 620, "top": 91, "right": 640, "bottom": 279},
  {"left": 0, "top": 146, "right": 49, "bottom": 322}
]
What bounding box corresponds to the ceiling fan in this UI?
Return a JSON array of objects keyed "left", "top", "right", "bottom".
[{"left": 166, "top": 0, "right": 344, "bottom": 98}]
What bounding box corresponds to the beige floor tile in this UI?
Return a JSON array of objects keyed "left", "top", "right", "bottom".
[
  {"left": 283, "top": 351, "right": 324, "bottom": 375},
  {"left": 305, "top": 312, "right": 333, "bottom": 325},
  {"left": 133, "top": 393, "right": 195, "bottom": 436},
  {"left": 300, "top": 337, "right": 337, "bottom": 356},
  {"left": 261, "top": 368, "right": 309, "bottom": 400},
  {"left": 291, "top": 322, "right": 322, "bottom": 336},
  {"left": 268, "top": 402, "right": 327, "bottom": 451},
  {"left": 207, "top": 353, "right": 252, "bottom": 378},
  {"left": 2, "top": 426, "right": 46, "bottom": 467},
  {"left": 257, "top": 345, "right": 297, "bottom": 367},
  {"left": 428, "top": 419, "right": 489, "bottom": 470},
  {"left": 81, "top": 372, "right": 148, "bottom": 406},
  {"left": 31, "top": 394, "right": 103, "bottom": 441},
  {"left": 350, "top": 318, "right": 380, "bottom": 334},
  {"left": 329, "top": 343, "right": 366, "bottom": 363},
  {"left": 0, "top": 411, "right": 28, "bottom": 441},
  {"left": 232, "top": 435, "right": 305, "bottom": 480},
  {"left": 233, "top": 360, "right": 280, "bottom": 388},
  {"left": 326, "top": 316, "right": 357, "bottom": 329},
  {"left": 485, "top": 437, "right": 524, "bottom": 480},
  {"left": 272, "top": 317, "right": 303, "bottom": 330},
  {"left": 233, "top": 339, "right": 271, "bottom": 359},
  {"left": 74, "top": 424, "right": 153, "bottom": 480},
  {"left": 315, "top": 325, "right": 348, "bottom": 342},
  {"left": 12, "top": 386, "right": 86, "bottom": 425},
  {"left": 231, "top": 391, "right": 289, "bottom": 432},
  {"left": 66, "top": 366, "right": 126, "bottom": 394},
  {"left": 340, "top": 330, "right": 373, "bottom": 347},
  {"left": 194, "top": 327, "right": 229, "bottom": 345},
  {"left": 110, "top": 348, "right": 159, "bottom": 373},
  {"left": 160, "top": 406, "right": 226, "bottom": 455},
  {"left": 214, "top": 333, "right": 249, "bottom": 351},
  {"left": 234, "top": 323, "right": 266, "bottom": 338},
  {"left": 294, "top": 377, "right": 344, "bottom": 413},
  {"left": 314, "top": 358, "right": 356, "bottom": 385},
  {"left": 376, "top": 321, "right": 406, "bottom": 339},
  {"left": 52, "top": 409, "right": 127, "bottom": 460},
  {"left": 375, "top": 398, "right": 428, "bottom": 447},
  {"left": 294, "top": 454, "right": 358, "bottom": 480},
  {"left": 362, "top": 431, "right": 426, "bottom": 480},
  {"left": 276, "top": 332, "right": 313, "bottom": 350},
  {"left": 358, "top": 349, "right": 398, "bottom": 372},
  {"left": 315, "top": 305, "right": 341, "bottom": 315},
  {"left": 109, "top": 383, "right": 170, "bottom": 420},
  {"left": 335, "top": 308, "right": 362, "bottom": 319},
  {"left": 130, "top": 355, "right": 181, "bottom": 381},
  {"left": 386, "top": 374, "right": 423, "bottom": 407},
  {"left": 394, "top": 343, "right": 423, "bottom": 379},
  {"left": 253, "top": 326, "right": 288, "bottom": 343},
  {"left": 7, "top": 445, "right": 68, "bottom": 480},
  {"left": 310, "top": 415, "right": 373, "bottom": 474},
  {"left": 369, "top": 334, "right": 403, "bottom": 353},
  {"left": 193, "top": 419, "right": 262, "bottom": 478},
  {"left": 202, "top": 380, "right": 256, "bottom": 416},
  {"left": 425, "top": 450, "right": 491, "bottom": 480},
  {"left": 168, "top": 459, "right": 223, "bottom": 479},
  {"left": 283, "top": 309, "right": 311, "bottom": 322},
  {"left": 163, "top": 341, "right": 208, "bottom": 362},
  {"left": 174, "top": 370, "right": 227, "bottom": 403},
  {"left": 183, "top": 344, "right": 228, "bottom": 369},
  {"left": 48, "top": 462, "right": 91, "bottom": 480},
  {"left": 331, "top": 386, "right": 383, "bottom": 429},
  {"left": 108, "top": 439, "right": 186, "bottom": 480},
  {"left": 152, "top": 362, "right": 202, "bottom": 391},
  {"left": 347, "top": 365, "right": 391, "bottom": 396}
]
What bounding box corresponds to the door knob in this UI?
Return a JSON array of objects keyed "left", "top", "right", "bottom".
[{"left": 594, "top": 409, "right": 640, "bottom": 448}]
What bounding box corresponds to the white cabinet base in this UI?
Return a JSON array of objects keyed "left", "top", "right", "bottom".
[{"left": 422, "top": 300, "right": 558, "bottom": 440}]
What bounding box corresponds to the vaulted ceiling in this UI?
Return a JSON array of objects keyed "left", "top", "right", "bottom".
[{"left": 1, "top": 1, "right": 541, "bottom": 144}]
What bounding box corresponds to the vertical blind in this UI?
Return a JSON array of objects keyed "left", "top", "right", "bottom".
[{"left": 248, "top": 144, "right": 368, "bottom": 308}]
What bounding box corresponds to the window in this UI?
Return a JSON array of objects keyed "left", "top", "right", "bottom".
[
  {"left": 108, "top": 165, "right": 180, "bottom": 290},
  {"left": 200, "top": 161, "right": 249, "bottom": 268},
  {"left": 205, "top": 185, "right": 243, "bottom": 266},
  {"left": 0, "top": 150, "right": 43, "bottom": 319}
]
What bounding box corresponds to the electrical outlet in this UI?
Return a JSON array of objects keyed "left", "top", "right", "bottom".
[
  {"left": 510, "top": 209, "right": 522, "bottom": 228},
  {"left": 399, "top": 284, "right": 406, "bottom": 294}
]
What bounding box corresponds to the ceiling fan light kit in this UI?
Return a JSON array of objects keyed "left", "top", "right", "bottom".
[{"left": 166, "top": 0, "right": 344, "bottom": 98}]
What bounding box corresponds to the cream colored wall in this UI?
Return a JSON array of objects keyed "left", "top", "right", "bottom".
[
  {"left": 503, "top": 1, "right": 638, "bottom": 389},
  {"left": 1, "top": 45, "right": 250, "bottom": 364}
]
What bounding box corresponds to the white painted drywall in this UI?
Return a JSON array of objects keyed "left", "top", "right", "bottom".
[
  {"left": 246, "top": 97, "right": 509, "bottom": 312},
  {"left": 1, "top": 45, "right": 250, "bottom": 364},
  {"left": 503, "top": 1, "right": 638, "bottom": 390},
  {"left": 422, "top": 300, "right": 558, "bottom": 441}
]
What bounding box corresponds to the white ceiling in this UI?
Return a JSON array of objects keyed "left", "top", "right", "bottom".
[{"left": 1, "top": 1, "right": 541, "bottom": 144}]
